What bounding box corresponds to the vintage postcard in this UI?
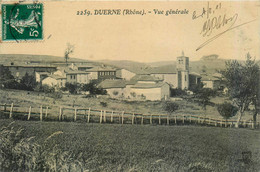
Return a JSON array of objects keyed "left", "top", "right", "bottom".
[{"left": 0, "top": 0, "right": 259, "bottom": 171}]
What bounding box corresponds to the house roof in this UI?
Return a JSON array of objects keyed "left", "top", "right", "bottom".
[
  {"left": 98, "top": 79, "right": 126, "bottom": 89},
  {"left": 189, "top": 72, "right": 201, "bottom": 77},
  {"left": 66, "top": 70, "right": 89, "bottom": 74},
  {"left": 127, "top": 74, "right": 163, "bottom": 85},
  {"left": 56, "top": 67, "right": 89, "bottom": 74},
  {"left": 212, "top": 72, "right": 222, "bottom": 78},
  {"left": 85, "top": 66, "right": 116, "bottom": 72},
  {"left": 46, "top": 74, "right": 66, "bottom": 80},
  {"left": 201, "top": 75, "right": 219, "bottom": 81},
  {"left": 131, "top": 82, "right": 168, "bottom": 89}
]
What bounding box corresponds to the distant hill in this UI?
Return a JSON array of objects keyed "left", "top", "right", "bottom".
[
  {"left": 98, "top": 60, "right": 151, "bottom": 74},
  {"left": 0, "top": 54, "right": 104, "bottom": 66},
  {"left": 147, "top": 61, "right": 176, "bottom": 67},
  {"left": 189, "top": 58, "right": 227, "bottom": 74},
  {"left": 200, "top": 54, "right": 219, "bottom": 61}
]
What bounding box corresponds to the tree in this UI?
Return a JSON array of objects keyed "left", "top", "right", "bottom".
[
  {"left": 217, "top": 102, "right": 238, "bottom": 121},
  {"left": 64, "top": 43, "right": 74, "bottom": 65},
  {"left": 0, "top": 65, "right": 18, "bottom": 89},
  {"left": 221, "top": 53, "right": 260, "bottom": 128},
  {"left": 189, "top": 82, "right": 204, "bottom": 94},
  {"left": 194, "top": 88, "right": 216, "bottom": 110},
  {"left": 20, "top": 73, "right": 37, "bottom": 91},
  {"left": 81, "top": 82, "right": 106, "bottom": 95},
  {"left": 65, "top": 83, "right": 78, "bottom": 94}
]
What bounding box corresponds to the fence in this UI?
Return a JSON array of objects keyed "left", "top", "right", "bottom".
[{"left": 0, "top": 103, "right": 259, "bottom": 129}]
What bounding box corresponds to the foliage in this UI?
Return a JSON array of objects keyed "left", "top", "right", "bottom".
[
  {"left": 19, "top": 73, "right": 37, "bottom": 91},
  {"left": 189, "top": 82, "right": 204, "bottom": 94},
  {"left": 220, "top": 53, "right": 260, "bottom": 127},
  {"left": 194, "top": 88, "right": 216, "bottom": 110},
  {"left": 130, "top": 92, "right": 136, "bottom": 98},
  {"left": 64, "top": 82, "right": 107, "bottom": 95},
  {"left": 65, "top": 83, "right": 78, "bottom": 94},
  {"left": 170, "top": 88, "right": 187, "bottom": 97},
  {"left": 81, "top": 82, "right": 107, "bottom": 95},
  {"left": 34, "top": 83, "right": 55, "bottom": 93},
  {"left": 47, "top": 91, "right": 63, "bottom": 100},
  {"left": 0, "top": 65, "right": 19, "bottom": 89},
  {"left": 163, "top": 101, "right": 179, "bottom": 114},
  {"left": 217, "top": 102, "right": 238, "bottom": 119},
  {"left": 112, "top": 91, "right": 119, "bottom": 96},
  {"left": 100, "top": 102, "right": 108, "bottom": 107},
  {"left": 0, "top": 122, "right": 86, "bottom": 171}
]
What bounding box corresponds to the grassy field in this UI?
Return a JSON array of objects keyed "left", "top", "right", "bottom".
[
  {"left": 0, "top": 89, "right": 257, "bottom": 122},
  {"left": 0, "top": 119, "right": 259, "bottom": 171}
]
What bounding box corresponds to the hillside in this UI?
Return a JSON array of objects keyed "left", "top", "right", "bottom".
[
  {"left": 148, "top": 61, "right": 176, "bottom": 67},
  {"left": 0, "top": 54, "right": 108, "bottom": 68},
  {"left": 0, "top": 54, "right": 91, "bottom": 65},
  {"left": 189, "top": 58, "right": 227, "bottom": 74},
  {"left": 98, "top": 60, "right": 151, "bottom": 74}
]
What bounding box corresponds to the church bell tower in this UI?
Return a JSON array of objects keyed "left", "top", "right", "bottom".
[{"left": 176, "top": 51, "right": 189, "bottom": 90}]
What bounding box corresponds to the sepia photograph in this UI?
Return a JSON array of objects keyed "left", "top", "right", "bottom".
[{"left": 0, "top": 0, "right": 259, "bottom": 171}]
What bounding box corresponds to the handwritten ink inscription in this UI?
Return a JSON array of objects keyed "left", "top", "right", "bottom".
[
  {"left": 193, "top": 2, "right": 238, "bottom": 37},
  {"left": 192, "top": 2, "right": 253, "bottom": 51}
]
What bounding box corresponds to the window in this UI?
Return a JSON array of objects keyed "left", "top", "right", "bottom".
[
  {"left": 185, "top": 75, "right": 187, "bottom": 81},
  {"left": 70, "top": 75, "right": 72, "bottom": 79}
]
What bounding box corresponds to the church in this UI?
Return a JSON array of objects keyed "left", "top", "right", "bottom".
[{"left": 149, "top": 53, "right": 201, "bottom": 90}]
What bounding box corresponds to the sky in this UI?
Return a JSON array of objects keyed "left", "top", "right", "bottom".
[{"left": 0, "top": 1, "right": 259, "bottom": 62}]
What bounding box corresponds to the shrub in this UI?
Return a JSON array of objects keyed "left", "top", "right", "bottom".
[
  {"left": 112, "top": 91, "right": 119, "bottom": 96},
  {"left": 189, "top": 82, "right": 204, "bottom": 94},
  {"left": 171, "top": 88, "right": 187, "bottom": 97},
  {"left": 163, "top": 101, "right": 179, "bottom": 114},
  {"left": 100, "top": 102, "right": 108, "bottom": 107},
  {"left": 130, "top": 92, "right": 136, "bottom": 98},
  {"left": 217, "top": 102, "right": 238, "bottom": 119},
  {"left": 47, "top": 91, "right": 63, "bottom": 99},
  {"left": 34, "top": 84, "right": 55, "bottom": 93}
]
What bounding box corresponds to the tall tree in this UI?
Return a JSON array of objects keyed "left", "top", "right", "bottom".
[
  {"left": 64, "top": 43, "right": 74, "bottom": 65},
  {"left": 0, "top": 65, "right": 17, "bottom": 89},
  {"left": 20, "top": 73, "right": 37, "bottom": 91},
  {"left": 221, "top": 53, "right": 259, "bottom": 128}
]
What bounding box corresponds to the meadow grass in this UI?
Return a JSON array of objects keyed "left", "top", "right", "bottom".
[
  {"left": 0, "top": 89, "right": 256, "bottom": 121},
  {"left": 0, "top": 119, "right": 259, "bottom": 171}
]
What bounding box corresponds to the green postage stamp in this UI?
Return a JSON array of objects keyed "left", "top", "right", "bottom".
[{"left": 2, "top": 3, "right": 43, "bottom": 41}]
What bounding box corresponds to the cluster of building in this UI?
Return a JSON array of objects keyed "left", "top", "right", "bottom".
[{"left": 2, "top": 54, "right": 223, "bottom": 101}]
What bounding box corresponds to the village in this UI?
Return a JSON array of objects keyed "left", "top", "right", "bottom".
[{"left": 1, "top": 53, "right": 223, "bottom": 101}]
